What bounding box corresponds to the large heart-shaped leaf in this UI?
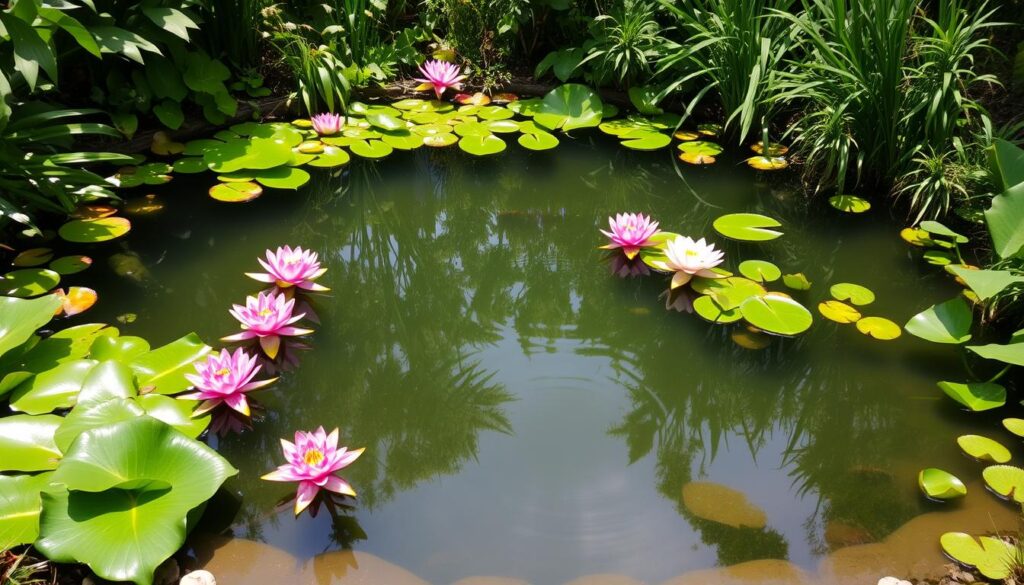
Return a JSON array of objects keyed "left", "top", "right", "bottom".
[
  {"left": 958, "top": 435, "right": 1011, "bottom": 463},
  {"left": 534, "top": 84, "right": 603, "bottom": 132},
  {"left": 0, "top": 472, "right": 53, "bottom": 549},
  {"left": 985, "top": 181, "right": 1024, "bottom": 259},
  {"left": 947, "top": 266, "right": 1024, "bottom": 300},
  {"left": 988, "top": 139, "right": 1024, "bottom": 192},
  {"left": 8, "top": 359, "right": 98, "bottom": 414},
  {"left": 76, "top": 361, "right": 137, "bottom": 408},
  {"left": 941, "top": 532, "right": 1019, "bottom": 580},
  {"left": 982, "top": 465, "right": 1024, "bottom": 503},
  {"left": 0, "top": 295, "right": 61, "bottom": 361},
  {"left": 739, "top": 295, "right": 813, "bottom": 336},
  {"left": 38, "top": 417, "right": 237, "bottom": 585},
  {"left": 904, "top": 297, "right": 973, "bottom": 344},
  {"left": 0, "top": 414, "right": 63, "bottom": 471},
  {"left": 712, "top": 213, "right": 784, "bottom": 242},
  {"left": 130, "top": 333, "right": 210, "bottom": 395},
  {"left": 967, "top": 340, "right": 1024, "bottom": 366},
  {"left": 938, "top": 381, "right": 1006, "bottom": 411}
]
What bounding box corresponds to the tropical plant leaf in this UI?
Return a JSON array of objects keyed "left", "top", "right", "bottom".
[
  {"left": 938, "top": 381, "right": 1005, "bottom": 411},
  {"left": 0, "top": 295, "right": 61, "bottom": 361},
  {"left": 130, "top": 333, "right": 210, "bottom": 395},
  {"left": 904, "top": 297, "right": 973, "bottom": 344},
  {"left": 0, "top": 414, "right": 63, "bottom": 472}
]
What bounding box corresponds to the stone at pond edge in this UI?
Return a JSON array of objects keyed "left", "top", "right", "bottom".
[
  {"left": 180, "top": 570, "right": 216, "bottom": 585},
  {"left": 681, "top": 481, "right": 767, "bottom": 529}
]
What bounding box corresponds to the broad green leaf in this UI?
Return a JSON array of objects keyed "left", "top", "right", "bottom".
[
  {"left": 1004, "top": 418, "right": 1024, "bottom": 437},
  {"left": 89, "top": 336, "right": 150, "bottom": 363},
  {"left": 738, "top": 260, "right": 781, "bottom": 283},
  {"left": 0, "top": 414, "right": 63, "bottom": 471},
  {"left": 782, "top": 273, "right": 811, "bottom": 290},
  {"left": 517, "top": 131, "right": 559, "bottom": 151},
  {"left": 712, "top": 213, "right": 783, "bottom": 242},
  {"left": 620, "top": 130, "right": 671, "bottom": 151},
  {"left": 130, "top": 333, "right": 210, "bottom": 395},
  {"left": 307, "top": 146, "right": 350, "bottom": 168},
  {"left": 38, "top": 418, "right": 237, "bottom": 585},
  {"left": 739, "top": 295, "right": 813, "bottom": 336},
  {"left": 818, "top": 300, "right": 861, "bottom": 324},
  {"left": 183, "top": 52, "right": 230, "bottom": 94},
  {"left": 0, "top": 295, "right": 61, "bottom": 361},
  {"left": 829, "top": 282, "right": 875, "bottom": 306},
  {"left": 58, "top": 217, "right": 131, "bottom": 243},
  {"left": 37, "top": 8, "right": 100, "bottom": 57},
  {"left": 904, "top": 297, "right": 973, "bottom": 344},
  {"left": 0, "top": 472, "right": 53, "bottom": 549},
  {"left": 9, "top": 359, "right": 98, "bottom": 414},
  {"left": 947, "top": 267, "right": 1024, "bottom": 300},
  {"left": 251, "top": 167, "right": 311, "bottom": 190},
  {"left": 967, "top": 340, "right": 1024, "bottom": 366},
  {"left": 918, "top": 468, "right": 966, "bottom": 500},
  {"left": 985, "top": 181, "right": 1024, "bottom": 259},
  {"left": 828, "top": 195, "right": 871, "bottom": 213},
  {"left": 349, "top": 139, "right": 393, "bottom": 159},
  {"left": 534, "top": 84, "right": 603, "bottom": 132},
  {"left": 691, "top": 277, "right": 765, "bottom": 311},
  {"left": 76, "top": 361, "right": 137, "bottom": 407},
  {"left": 958, "top": 435, "right": 1011, "bottom": 463},
  {"left": 142, "top": 7, "right": 198, "bottom": 40},
  {"left": 982, "top": 465, "right": 1024, "bottom": 504},
  {"left": 54, "top": 398, "right": 145, "bottom": 453},
  {"left": 135, "top": 394, "right": 209, "bottom": 439},
  {"left": 920, "top": 220, "right": 968, "bottom": 243},
  {"left": 692, "top": 295, "right": 742, "bottom": 323},
  {"left": 1, "top": 268, "right": 60, "bottom": 297},
  {"left": 459, "top": 134, "right": 507, "bottom": 156},
  {"left": 940, "top": 532, "right": 1018, "bottom": 580},
  {"left": 938, "top": 381, "right": 1005, "bottom": 411},
  {"left": 987, "top": 138, "right": 1024, "bottom": 192},
  {"left": 209, "top": 181, "right": 262, "bottom": 203},
  {"left": 0, "top": 12, "right": 57, "bottom": 90},
  {"left": 365, "top": 112, "right": 403, "bottom": 131}
]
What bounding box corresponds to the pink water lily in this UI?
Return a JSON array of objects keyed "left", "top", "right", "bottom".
[
  {"left": 223, "top": 290, "right": 313, "bottom": 359},
  {"left": 310, "top": 113, "right": 343, "bottom": 136},
  {"left": 414, "top": 59, "right": 466, "bottom": 99},
  {"left": 664, "top": 235, "right": 725, "bottom": 289},
  {"left": 261, "top": 427, "right": 365, "bottom": 515},
  {"left": 600, "top": 212, "right": 661, "bottom": 260},
  {"left": 180, "top": 348, "right": 276, "bottom": 417},
  {"left": 246, "top": 245, "right": 329, "bottom": 291}
]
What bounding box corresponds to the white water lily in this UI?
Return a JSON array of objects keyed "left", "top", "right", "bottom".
[{"left": 664, "top": 235, "right": 725, "bottom": 289}]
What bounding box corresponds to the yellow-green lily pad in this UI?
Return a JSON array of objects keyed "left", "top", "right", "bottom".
[
  {"left": 0, "top": 269, "right": 61, "bottom": 297},
  {"left": 58, "top": 218, "right": 131, "bottom": 243},
  {"left": 209, "top": 181, "right": 263, "bottom": 203},
  {"left": 918, "top": 468, "right": 967, "bottom": 500},
  {"left": 818, "top": 300, "right": 861, "bottom": 324},
  {"left": 855, "top": 316, "right": 901, "bottom": 340}
]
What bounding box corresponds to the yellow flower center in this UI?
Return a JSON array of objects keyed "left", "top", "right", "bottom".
[
  {"left": 304, "top": 449, "right": 325, "bottom": 465},
  {"left": 215, "top": 368, "right": 230, "bottom": 377},
  {"left": 258, "top": 308, "right": 274, "bottom": 317}
]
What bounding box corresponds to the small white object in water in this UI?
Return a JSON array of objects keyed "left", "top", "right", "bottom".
[
  {"left": 877, "top": 577, "right": 912, "bottom": 585},
  {"left": 180, "top": 570, "right": 217, "bottom": 585}
]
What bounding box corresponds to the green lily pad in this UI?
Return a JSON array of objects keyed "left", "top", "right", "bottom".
[
  {"left": 829, "top": 195, "right": 871, "bottom": 213},
  {"left": 130, "top": 333, "right": 211, "bottom": 395},
  {"left": 620, "top": 131, "right": 671, "bottom": 151},
  {"left": 508, "top": 98, "right": 543, "bottom": 116},
  {"left": 1, "top": 268, "right": 60, "bottom": 297},
  {"left": 534, "top": 84, "right": 604, "bottom": 132},
  {"left": 13, "top": 248, "right": 53, "bottom": 267},
  {"left": 923, "top": 250, "right": 954, "bottom": 266},
  {"left": 740, "top": 295, "right": 813, "bottom": 336},
  {"left": 251, "top": 167, "right": 311, "bottom": 190},
  {"left": 37, "top": 417, "right": 237, "bottom": 585},
  {"left": 829, "top": 283, "right": 875, "bottom": 306},
  {"left": 692, "top": 277, "right": 766, "bottom": 310},
  {"left": 982, "top": 465, "right": 1024, "bottom": 503},
  {"left": 349, "top": 139, "right": 393, "bottom": 159},
  {"left": 454, "top": 121, "right": 492, "bottom": 137},
  {"left": 48, "top": 256, "right": 92, "bottom": 276},
  {"left": 518, "top": 131, "right": 559, "bottom": 151},
  {"left": 746, "top": 156, "right": 789, "bottom": 170},
  {"left": 381, "top": 130, "right": 425, "bottom": 150},
  {"left": 0, "top": 472, "right": 53, "bottom": 549},
  {"left": 0, "top": 414, "right": 63, "bottom": 471},
  {"left": 918, "top": 468, "right": 967, "bottom": 500},
  {"left": 818, "top": 300, "right": 861, "bottom": 324},
  {"left": 782, "top": 273, "right": 812, "bottom": 290},
  {"left": 209, "top": 181, "right": 263, "bottom": 203},
  {"left": 0, "top": 295, "right": 61, "bottom": 362},
  {"left": 920, "top": 220, "right": 968, "bottom": 244},
  {"left": 738, "top": 260, "right": 781, "bottom": 283},
  {"left": 940, "top": 532, "right": 1018, "bottom": 580},
  {"left": 855, "top": 316, "right": 902, "bottom": 340},
  {"left": 477, "top": 106, "right": 513, "bottom": 120},
  {"left": 938, "top": 381, "right": 1006, "bottom": 411},
  {"left": 112, "top": 163, "right": 172, "bottom": 188},
  {"left": 172, "top": 157, "right": 209, "bottom": 174},
  {"left": 459, "top": 135, "right": 507, "bottom": 156},
  {"left": 412, "top": 123, "right": 454, "bottom": 137},
  {"left": 1004, "top": 418, "right": 1024, "bottom": 437},
  {"left": 677, "top": 141, "right": 723, "bottom": 156},
  {"left": 423, "top": 133, "right": 458, "bottom": 147},
  {"left": 967, "top": 340, "right": 1024, "bottom": 367},
  {"left": 89, "top": 336, "right": 151, "bottom": 363},
  {"left": 958, "top": 435, "right": 1011, "bottom": 463},
  {"left": 307, "top": 146, "right": 350, "bottom": 168},
  {"left": 365, "top": 112, "right": 404, "bottom": 131},
  {"left": 485, "top": 120, "right": 520, "bottom": 134},
  {"left": 58, "top": 217, "right": 131, "bottom": 243},
  {"left": 947, "top": 267, "right": 1024, "bottom": 301},
  {"left": 693, "top": 295, "right": 743, "bottom": 323},
  {"left": 904, "top": 297, "right": 973, "bottom": 344},
  {"left": 8, "top": 359, "right": 98, "bottom": 414},
  {"left": 713, "top": 213, "right": 784, "bottom": 242}
]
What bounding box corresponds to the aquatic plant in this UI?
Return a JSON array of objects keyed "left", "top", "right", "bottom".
[
  {"left": 246, "top": 245, "right": 329, "bottom": 291},
  {"left": 310, "top": 113, "right": 344, "bottom": 136},
  {"left": 414, "top": 59, "right": 467, "bottom": 99},
  {"left": 181, "top": 348, "right": 277, "bottom": 417},
  {"left": 599, "top": 212, "right": 662, "bottom": 260},
  {"left": 261, "top": 426, "right": 365, "bottom": 515},
  {"left": 223, "top": 290, "right": 313, "bottom": 359},
  {"left": 663, "top": 236, "right": 725, "bottom": 289}
]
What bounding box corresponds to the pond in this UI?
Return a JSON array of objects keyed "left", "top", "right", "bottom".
[{"left": 74, "top": 133, "right": 1019, "bottom": 584}]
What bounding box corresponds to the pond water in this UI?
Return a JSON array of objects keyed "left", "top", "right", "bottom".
[{"left": 74, "top": 134, "right": 1020, "bottom": 583}]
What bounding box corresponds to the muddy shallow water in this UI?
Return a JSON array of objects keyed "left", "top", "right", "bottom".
[{"left": 74, "top": 134, "right": 1021, "bottom": 584}]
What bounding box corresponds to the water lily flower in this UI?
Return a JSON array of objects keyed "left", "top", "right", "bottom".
[
  {"left": 180, "top": 348, "right": 277, "bottom": 417},
  {"left": 664, "top": 235, "right": 725, "bottom": 289},
  {"left": 261, "top": 427, "right": 365, "bottom": 515},
  {"left": 223, "top": 290, "right": 313, "bottom": 359},
  {"left": 600, "top": 212, "right": 661, "bottom": 260},
  {"left": 246, "top": 245, "right": 329, "bottom": 292},
  {"left": 310, "top": 113, "right": 343, "bottom": 136},
  {"left": 414, "top": 59, "right": 467, "bottom": 99}
]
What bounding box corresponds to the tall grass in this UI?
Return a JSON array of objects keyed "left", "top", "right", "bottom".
[
  {"left": 199, "top": 0, "right": 268, "bottom": 68},
  {"left": 658, "top": 0, "right": 797, "bottom": 144}
]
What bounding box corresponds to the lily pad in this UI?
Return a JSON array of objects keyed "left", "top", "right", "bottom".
[
  {"left": 855, "top": 316, "right": 901, "bottom": 340},
  {"left": 782, "top": 273, "right": 812, "bottom": 290},
  {"left": 534, "top": 84, "right": 604, "bottom": 132},
  {"left": 920, "top": 220, "right": 968, "bottom": 244},
  {"left": 946, "top": 267, "right": 1024, "bottom": 301},
  {"left": 459, "top": 135, "right": 507, "bottom": 156},
  {"left": 209, "top": 181, "right": 263, "bottom": 203},
  {"left": 829, "top": 283, "right": 875, "bottom": 306},
  {"left": 349, "top": 139, "right": 393, "bottom": 159},
  {"left": 0, "top": 472, "right": 53, "bottom": 549},
  {"left": 0, "top": 414, "right": 63, "bottom": 471},
  {"left": 0, "top": 295, "right": 62, "bottom": 361},
  {"left": 681, "top": 482, "right": 766, "bottom": 529},
  {"left": 918, "top": 468, "right": 967, "bottom": 500},
  {"left": 738, "top": 295, "right": 812, "bottom": 336},
  {"left": 692, "top": 295, "right": 743, "bottom": 324},
  {"left": 0, "top": 268, "right": 60, "bottom": 297},
  {"left": 485, "top": 120, "right": 519, "bottom": 134},
  {"left": 940, "top": 532, "right": 1018, "bottom": 580},
  {"left": 365, "top": 112, "right": 404, "bottom": 131},
  {"left": 698, "top": 123, "right": 722, "bottom": 136},
  {"left": 508, "top": 98, "right": 543, "bottom": 116},
  {"left": 423, "top": 133, "right": 458, "bottom": 147},
  {"left": 251, "top": 167, "right": 311, "bottom": 190},
  {"left": 130, "top": 333, "right": 211, "bottom": 395},
  {"left": 751, "top": 142, "right": 789, "bottom": 156},
  {"left": 713, "top": 213, "right": 784, "bottom": 242},
  {"left": 8, "top": 359, "right": 97, "bottom": 414},
  {"left": 829, "top": 195, "right": 871, "bottom": 213},
  {"left": 307, "top": 146, "right": 350, "bottom": 168},
  {"left": 518, "top": 131, "right": 559, "bottom": 151},
  {"left": 677, "top": 141, "right": 723, "bottom": 156},
  {"left": 112, "top": 163, "right": 172, "bottom": 188},
  {"left": 900, "top": 227, "right": 935, "bottom": 247},
  {"left": 923, "top": 250, "right": 954, "bottom": 266},
  {"left": 58, "top": 217, "right": 131, "bottom": 243},
  {"left": 1004, "top": 418, "right": 1024, "bottom": 437},
  {"left": 13, "top": 248, "right": 53, "bottom": 267},
  {"left": 938, "top": 381, "right": 1006, "bottom": 411},
  {"left": 746, "top": 156, "right": 789, "bottom": 170},
  {"left": 692, "top": 277, "right": 766, "bottom": 310},
  {"left": 678, "top": 152, "right": 717, "bottom": 165},
  {"left": 620, "top": 131, "right": 671, "bottom": 151},
  {"left": 477, "top": 106, "right": 513, "bottom": 120},
  {"left": 818, "top": 300, "right": 861, "bottom": 324},
  {"left": 381, "top": 130, "right": 425, "bottom": 150},
  {"left": 982, "top": 465, "right": 1024, "bottom": 503},
  {"left": 738, "top": 260, "right": 781, "bottom": 283},
  {"left": 958, "top": 435, "right": 1011, "bottom": 463},
  {"left": 904, "top": 297, "right": 973, "bottom": 344},
  {"left": 967, "top": 341, "right": 1024, "bottom": 367},
  {"left": 674, "top": 130, "right": 699, "bottom": 141}
]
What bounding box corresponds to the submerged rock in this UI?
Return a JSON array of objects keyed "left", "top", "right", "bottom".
[
  {"left": 180, "top": 570, "right": 217, "bottom": 585},
  {"left": 660, "top": 559, "right": 813, "bottom": 585}
]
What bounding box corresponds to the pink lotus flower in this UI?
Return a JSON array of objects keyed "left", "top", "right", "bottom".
[
  {"left": 222, "top": 291, "right": 313, "bottom": 359},
  {"left": 180, "top": 348, "right": 276, "bottom": 417},
  {"left": 664, "top": 236, "right": 725, "bottom": 289},
  {"left": 261, "top": 427, "right": 365, "bottom": 515},
  {"left": 246, "top": 245, "right": 328, "bottom": 291},
  {"left": 600, "top": 213, "right": 661, "bottom": 260},
  {"left": 310, "top": 113, "right": 343, "bottom": 136},
  {"left": 414, "top": 59, "right": 466, "bottom": 99}
]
